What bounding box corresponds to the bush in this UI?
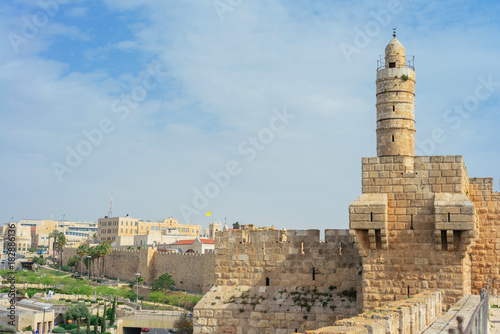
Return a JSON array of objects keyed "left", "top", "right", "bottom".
[
  {"left": 67, "top": 328, "right": 78, "bottom": 334},
  {"left": 23, "top": 326, "right": 33, "bottom": 331},
  {"left": 52, "top": 327, "right": 66, "bottom": 333},
  {"left": 61, "top": 265, "right": 70, "bottom": 272},
  {"left": 66, "top": 299, "right": 72, "bottom": 302},
  {"left": 117, "top": 302, "right": 124, "bottom": 305}
]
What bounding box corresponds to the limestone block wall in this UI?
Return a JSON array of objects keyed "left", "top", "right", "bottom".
[
  {"left": 194, "top": 229, "right": 362, "bottom": 333},
  {"left": 350, "top": 155, "right": 477, "bottom": 310},
  {"left": 215, "top": 229, "right": 361, "bottom": 293},
  {"left": 152, "top": 251, "right": 215, "bottom": 293},
  {"left": 305, "top": 291, "right": 442, "bottom": 334},
  {"left": 469, "top": 177, "right": 500, "bottom": 294},
  {"left": 62, "top": 246, "right": 215, "bottom": 294}
]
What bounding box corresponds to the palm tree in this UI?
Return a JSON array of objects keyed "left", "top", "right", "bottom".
[
  {"left": 76, "top": 244, "right": 88, "bottom": 274},
  {"left": 67, "top": 255, "right": 79, "bottom": 272},
  {"left": 88, "top": 246, "right": 98, "bottom": 279},
  {"left": 98, "top": 242, "right": 112, "bottom": 277},
  {"left": 49, "top": 230, "right": 64, "bottom": 268},
  {"left": 56, "top": 233, "right": 67, "bottom": 269}
]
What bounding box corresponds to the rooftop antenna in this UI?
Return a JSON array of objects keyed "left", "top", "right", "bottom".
[
  {"left": 51, "top": 210, "right": 53, "bottom": 220},
  {"left": 108, "top": 184, "right": 114, "bottom": 217},
  {"left": 393, "top": 27, "right": 397, "bottom": 38}
]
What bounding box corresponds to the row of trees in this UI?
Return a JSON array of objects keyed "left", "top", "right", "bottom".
[
  {"left": 49, "top": 230, "right": 67, "bottom": 268},
  {"left": 64, "top": 297, "right": 117, "bottom": 334},
  {"left": 66, "top": 242, "right": 113, "bottom": 278}
]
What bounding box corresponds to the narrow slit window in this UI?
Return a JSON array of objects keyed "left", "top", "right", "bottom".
[
  {"left": 370, "top": 212, "right": 373, "bottom": 222},
  {"left": 312, "top": 268, "right": 316, "bottom": 281},
  {"left": 392, "top": 105, "right": 395, "bottom": 112},
  {"left": 410, "top": 215, "right": 414, "bottom": 230},
  {"left": 265, "top": 277, "right": 270, "bottom": 286},
  {"left": 441, "top": 230, "right": 448, "bottom": 251},
  {"left": 448, "top": 212, "right": 451, "bottom": 222},
  {"left": 392, "top": 135, "right": 395, "bottom": 142}
]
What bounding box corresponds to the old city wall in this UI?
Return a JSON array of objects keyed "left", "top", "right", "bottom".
[
  {"left": 152, "top": 251, "right": 215, "bottom": 294},
  {"left": 194, "top": 229, "right": 362, "bottom": 334},
  {"left": 470, "top": 177, "right": 500, "bottom": 294},
  {"left": 62, "top": 247, "right": 215, "bottom": 294},
  {"left": 350, "top": 155, "right": 477, "bottom": 311},
  {"left": 306, "top": 291, "right": 442, "bottom": 334}
]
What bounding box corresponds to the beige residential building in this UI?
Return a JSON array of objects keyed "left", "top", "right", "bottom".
[
  {"left": 1, "top": 224, "right": 31, "bottom": 252},
  {"left": 98, "top": 216, "right": 201, "bottom": 242},
  {"left": 158, "top": 237, "right": 215, "bottom": 254},
  {"left": 19, "top": 219, "right": 97, "bottom": 248}
]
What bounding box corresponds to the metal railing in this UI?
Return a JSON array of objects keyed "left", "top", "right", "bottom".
[
  {"left": 376, "top": 55, "right": 415, "bottom": 71},
  {"left": 448, "top": 278, "right": 490, "bottom": 334}
]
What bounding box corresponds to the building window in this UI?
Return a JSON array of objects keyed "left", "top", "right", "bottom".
[
  {"left": 392, "top": 135, "right": 395, "bottom": 142},
  {"left": 389, "top": 62, "right": 395, "bottom": 68},
  {"left": 265, "top": 277, "right": 270, "bottom": 286},
  {"left": 392, "top": 105, "right": 395, "bottom": 112}
]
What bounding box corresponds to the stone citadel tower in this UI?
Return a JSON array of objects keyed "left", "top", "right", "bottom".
[
  {"left": 350, "top": 34, "right": 500, "bottom": 311},
  {"left": 376, "top": 33, "right": 415, "bottom": 161},
  {"left": 194, "top": 33, "right": 500, "bottom": 333}
]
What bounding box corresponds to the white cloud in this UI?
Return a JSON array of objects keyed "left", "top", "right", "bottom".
[{"left": 0, "top": 0, "right": 499, "bottom": 230}]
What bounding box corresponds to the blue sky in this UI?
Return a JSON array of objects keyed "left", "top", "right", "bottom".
[{"left": 1, "top": 0, "right": 499, "bottom": 232}]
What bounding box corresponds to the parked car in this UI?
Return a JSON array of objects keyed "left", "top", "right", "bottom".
[{"left": 141, "top": 329, "right": 150, "bottom": 332}]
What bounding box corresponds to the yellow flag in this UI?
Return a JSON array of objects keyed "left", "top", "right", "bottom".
[{"left": 205, "top": 211, "right": 212, "bottom": 216}]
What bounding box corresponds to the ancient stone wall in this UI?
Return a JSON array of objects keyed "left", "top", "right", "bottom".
[
  {"left": 306, "top": 291, "right": 442, "bottom": 334},
  {"left": 152, "top": 251, "right": 215, "bottom": 293},
  {"left": 470, "top": 177, "right": 500, "bottom": 294},
  {"left": 350, "top": 155, "right": 477, "bottom": 310},
  {"left": 194, "top": 228, "right": 362, "bottom": 333},
  {"left": 62, "top": 247, "right": 215, "bottom": 294}
]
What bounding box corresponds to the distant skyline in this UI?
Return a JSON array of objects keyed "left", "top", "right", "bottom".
[{"left": 1, "top": 1, "right": 499, "bottom": 232}]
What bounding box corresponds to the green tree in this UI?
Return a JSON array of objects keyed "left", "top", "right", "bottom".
[
  {"left": 100, "top": 303, "right": 107, "bottom": 334},
  {"left": 76, "top": 244, "right": 88, "bottom": 274},
  {"left": 32, "top": 255, "right": 47, "bottom": 266},
  {"left": 28, "top": 247, "right": 38, "bottom": 253},
  {"left": 151, "top": 273, "right": 175, "bottom": 292},
  {"left": 232, "top": 222, "right": 240, "bottom": 229},
  {"left": 68, "top": 255, "right": 79, "bottom": 271},
  {"left": 99, "top": 242, "right": 112, "bottom": 277},
  {"left": 49, "top": 230, "right": 67, "bottom": 268},
  {"left": 86, "top": 316, "right": 91, "bottom": 334},
  {"left": 64, "top": 304, "right": 90, "bottom": 334},
  {"left": 174, "top": 313, "right": 193, "bottom": 334},
  {"left": 93, "top": 307, "right": 99, "bottom": 334},
  {"left": 109, "top": 297, "right": 116, "bottom": 326}
]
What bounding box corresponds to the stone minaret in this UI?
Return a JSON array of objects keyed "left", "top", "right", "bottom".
[{"left": 376, "top": 33, "right": 415, "bottom": 163}]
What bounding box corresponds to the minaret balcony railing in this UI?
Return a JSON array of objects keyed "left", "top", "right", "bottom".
[{"left": 376, "top": 55, "right": 414, "bottom": 71}]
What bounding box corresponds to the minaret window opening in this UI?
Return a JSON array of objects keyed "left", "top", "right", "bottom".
[
  {"left": 370, "top": 212, "right": 373, "bottom": 222},
  {"left": 448, "top": 212, "right": 451, "bottom": 222},
  {"left": 389, "top": 62, "right": 396, "bottom": 68},
  {"left": 392, "top": 105, "right": 395, "bottom": 112},
  {"left": 392, "top": 135, "right": 395, "bottom": 142}
]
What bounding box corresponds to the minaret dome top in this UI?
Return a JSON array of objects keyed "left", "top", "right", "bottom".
[{"left": 385, "top": 38, "right": 406, "bottom": 68}]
